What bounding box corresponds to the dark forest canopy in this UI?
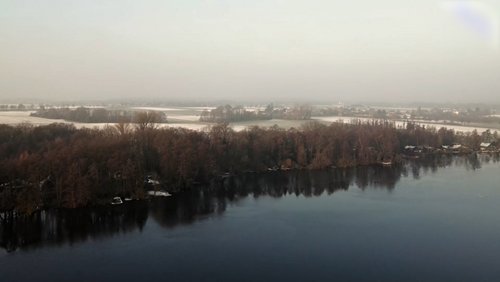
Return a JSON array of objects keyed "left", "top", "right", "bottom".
[{"left": 0, "top": 121, "right": 498, "bottom": 214}]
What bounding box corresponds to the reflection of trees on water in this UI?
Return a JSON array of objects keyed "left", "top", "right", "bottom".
[
  {"left": 455, "top": 152, "right": 500, "bottom": 171},
  {"left": 405, "top": 155, "right": 454, "bottom": 180},
  {"left": 1, "top": 155, "right": 498, "bottom": 252},
  {"left": 148, "top": 192, "right": 227, "bottom": 229},
  {"left": 0, "top": 202, "right": 149, "bottom": 253},
  {"left": 401, "top": 153, "right": 497, "bottom": 179},
  {"left": 221, "top": 168, "right": 388, "bottom": 198}
]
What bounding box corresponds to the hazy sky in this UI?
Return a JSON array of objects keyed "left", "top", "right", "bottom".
[{"left": 1, "top": 0, "right": 499, "bottom": 103}]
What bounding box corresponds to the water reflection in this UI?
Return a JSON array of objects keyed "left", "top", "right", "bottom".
[{"left": 1, "top": 154, "right": 498, "bottom": 252}]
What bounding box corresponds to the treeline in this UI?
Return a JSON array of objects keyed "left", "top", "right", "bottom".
[
  {"left": 0, "top": 121, "right": 497, "bottom": 214},
  {"left": 200, "top": 105, "right": 272, "bottom": 122},
  {"left": 0, "top": 104, "right": 37, "bottom": 111},
  {"left": 200, "top": 104, "right": 312, "bottom": 122},
  {"left": 408, "top": 107, "right": 500, "bottom": 124},
  {"left": 31, "top": 107, "right": 167, "bottom": 123},
  {"left": 312, "top": 105, "right": 500, "bottom": 125}
]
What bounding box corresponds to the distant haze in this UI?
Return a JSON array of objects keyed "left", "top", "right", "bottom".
[{"left": 1, "top": 0, "right": 499, "bottom": 103}]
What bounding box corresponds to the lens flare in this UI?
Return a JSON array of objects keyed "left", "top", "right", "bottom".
[{"left": 441, "top": 1, "right": 498, "bottom": 49}]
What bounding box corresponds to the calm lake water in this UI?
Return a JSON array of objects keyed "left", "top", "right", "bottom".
[{"left": 1, "top": 155, "right": 500, "bottom": 282}]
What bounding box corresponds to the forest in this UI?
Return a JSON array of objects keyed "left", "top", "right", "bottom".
[{"left": 0, "top": 119, "right": 497, "bottom": 214}]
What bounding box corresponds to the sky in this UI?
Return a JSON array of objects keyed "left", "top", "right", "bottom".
[{"left": 1, "top": 0, "right": 499, "bottom": 103}]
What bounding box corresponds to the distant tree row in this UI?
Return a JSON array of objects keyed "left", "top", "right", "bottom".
[
  {"left": 409, "top": 107, "right": 500, "bottom": 124},
  {"left": 0, "top": 104, "right": 36, "bottom": 111},
  {"left": 200, "top": 104, "right": 312, "bottom": 122},
  {"left": 313, "top": 105, "right": 500, "bottom": 125},
  {"left": 31, "top": 107, "right": 167, "bottom": 124},
  {"left": 0, "top": 121, "right": 497, "bottom": 214},
  {"left": 200, "top": 105, "right": 272, "bottom": 122}
]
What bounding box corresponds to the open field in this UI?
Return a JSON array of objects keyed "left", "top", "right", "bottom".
[
  {"left": 313, "top": 116, "right": 498, "bottom": 134},
  {"left": 1, "top": 109, "right": 499, "bottom": 134}
]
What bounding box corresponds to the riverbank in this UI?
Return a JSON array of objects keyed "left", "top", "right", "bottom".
[{"left": 0, "top": 121, "right": 498, "bottom": 214}]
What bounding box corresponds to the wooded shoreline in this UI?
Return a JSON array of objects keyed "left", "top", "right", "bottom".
[{"left": 0, "top": 120, "right": 498, "bottom": 214}]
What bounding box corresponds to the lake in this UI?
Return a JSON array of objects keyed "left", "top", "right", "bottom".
[{"left": 1, "top": 155, "right": 500, "bottom": 282}]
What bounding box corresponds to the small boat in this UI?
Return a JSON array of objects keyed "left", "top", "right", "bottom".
[
  {"left": 381, "top": 161, "right": 393, "bottom": 166},
  {"left": 147, "top": 190, "right": 172, "bottom": 197},
  {"left": 110, "top": 197, "right": 123, "bottom": 205}
]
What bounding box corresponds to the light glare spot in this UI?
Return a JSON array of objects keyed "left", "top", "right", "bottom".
[{"left": 440, "top": 1, "right": 498, "bottom": 49}]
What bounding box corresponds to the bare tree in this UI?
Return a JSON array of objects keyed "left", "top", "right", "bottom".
[
  {"left": 134, "top": 111, "right": 163, "bottom": 131},
  {"left": 114, "top": 122, "right": 132, "bottom": 135}
]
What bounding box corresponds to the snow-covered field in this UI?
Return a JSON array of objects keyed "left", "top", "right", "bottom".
[
  {"left": 0, "top": 111, "right": 112, "bottom": 129},
  {"left": 167, "top": 115, "right": 201, "bottom": 122},
  {"left": 158, "top": 123, "right": 209, "bottom": 131},
  {"left": 0, "top": 111, "right": 65, "bottom": 125},
  {"left": 313, "top": 116, "right": 497, "bottom": 134},
  {"left": 183, "top": 106, "right": 216, "bottom": 111},
  {"left": 131, "top": 107, "right": 183, "bottom": 112},
  {"left": 1, "top": 111, "right": 497, "bottom": 134}
]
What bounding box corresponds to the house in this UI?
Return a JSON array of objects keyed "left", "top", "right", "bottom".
[
  {"left": 442, "top": 144, "right": 469, "bottom": 154},
  {"left": 404, "top": 145, "right": 422, "bottom": 154},
  {"left": 405, "top": 145, "right": 436, "bottom": 155},
  {"left": 480, "top": 142, "right": 497, "bottom": 152}
]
